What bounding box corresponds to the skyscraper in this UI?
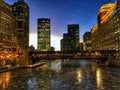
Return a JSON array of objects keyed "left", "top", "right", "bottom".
[
  {"left": 68, "top": 24, "right": 80, "bottom": 51},
  {"left": 13, "top": 0, "right": 29, "bottom": 50},
  {"left": 83, "top": 32, "right": 92, "bottom": 50},
  {"left": 91, "top": 3, "right": 116, "bottom": 50},
  {"left": 61, "top": 33, "right": 69, "bottom": 51},
  {"left": 37, "top": 18, "right": 50, "bottom": 51},
  {"left": 61, "top": 24, "right": 80, "bottom": 51}
]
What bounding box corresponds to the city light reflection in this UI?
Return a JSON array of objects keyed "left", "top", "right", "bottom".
[
  {"left": 96, "top": 68, "right": 103, "bottom": 89},
  {"left": 40, "top": 64, "right": 48, "bottom": 71},
  {"left": 76, "top": 69, "right": 82, "bottom": 83},
  {"left": 0, "top": 72, "right": 11, "bottom": 90},
  {"left": 51, "top": 60, "right": 61, "bottom": 72}
]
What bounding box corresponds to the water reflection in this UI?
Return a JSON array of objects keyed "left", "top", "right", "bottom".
[
  {"left": 0, "top": 72, "right": 11, "bottom": 90},
  {"left": 51, "top": 60, "right": 61, "bottom": 72},
  {"left": 27, "top": 75, "right": 37, "bottom": 90},
  {"left": 96, "top": 68, "right": 103, "bottom": 89},
  {"left": 76, "top": 68, "right": 82, "bottom": 83}
]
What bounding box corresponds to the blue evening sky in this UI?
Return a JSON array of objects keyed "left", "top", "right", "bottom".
[{"left": 5, "top": 0, "right": 116, "bottom": 50}]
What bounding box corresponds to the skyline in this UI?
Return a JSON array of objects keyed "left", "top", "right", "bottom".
[{"left": 5, "top": 0, "right": 116, "bottom": 50}]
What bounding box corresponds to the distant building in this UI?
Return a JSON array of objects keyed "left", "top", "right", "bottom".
[
  {"left": 13, "top": 0, "right": 29, "bottom": 50},
  {"left": 61, "top": 33, "right": 69, "bottom": 51},
  {"left": 61, "top": 24, "right": 80, "bottom": 51},
  {"left": 83, "top": 32, "right": 92, "bottom": 50},
  {"left": 37, "top": 18, "right": 50, "bottom": 51},
  {"left": 28, "top": 45, "right": 35, "bottom": 52},
  {"left": 60, "top": 39, "right": 64, "bottom": 51},
  {"left": 68, "top": 24, "right": 80, "bottom": 51},
  {"left": 0, "top": 0, "right": 17, "bottom": 51},
  {"left": 50, "top": 47, "right": 55, "bottom": 51},
  {"left": 79, "top": 43, "right": 83, "bottom": 51}
]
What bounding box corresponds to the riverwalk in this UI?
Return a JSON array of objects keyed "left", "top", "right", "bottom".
[{"left": 0, "top": 61, "right": 46, "bottom": 73}]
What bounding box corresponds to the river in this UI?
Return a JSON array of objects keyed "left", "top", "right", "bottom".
[{"left": 0, "top": 59, "right": 120, "bottom": 90}]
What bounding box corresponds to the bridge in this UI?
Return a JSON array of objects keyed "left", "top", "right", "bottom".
[{"left": 29, "top": 50, "right": 116, "bottom": 63}]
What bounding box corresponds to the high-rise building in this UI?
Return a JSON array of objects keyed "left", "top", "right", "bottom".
[
  {"left": 91, "top": 0, "right": 120, "bottom": 60},
  {"left": 68, "top": 24, "right": 80, "bottom": 51},
  {"left": 0, "top": 0, "right": 17, "bottom": 51},
  {"left": 13, "top": 0, "right": 29, "bottom": 50},
  {"left": 61, "top": 33, "right": 69, "bottom": 51},
  {"left": 37, "top": 18, "right": 50, "bottom": 51},
  {"left": 61, "top": 24, "right": 80, "bottom": 51},
  {"left": 79, "top": 43, "right": 83, "bottom": 51},
  {"left": 91, "top": 3, "right": 116, "bottom": 51},
  {"left": 83, "top": 32, "right": 92, "bottom": 50}
]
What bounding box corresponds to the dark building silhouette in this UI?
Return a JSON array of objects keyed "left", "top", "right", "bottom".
[
  {"left": 61, "top": 24, "right": 80, "bottom": 51},
  {"left": 68, "top": 24, "right": 80, "bottom": 51},
  {"left": 37, "top": 18, "right": 50, "bottom": 51},
  {"left": 61, "top": 33, "right": 69, "bottom": 51},
  {"left": 79, "top": 43, "right": 83, "bottom": 51},
  {"left": 28, "top": 45, "right": 35, "bottom": 52},
  {"left": 50, "top": 47, "right": 55, "bottom": 51},
  {"left": 83, "top": 32, "right": 92, "bottom": 50},
  {"left": 13, "top": 0, "right": 29, "bottom": 50}
]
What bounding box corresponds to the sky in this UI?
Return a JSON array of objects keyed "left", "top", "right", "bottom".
[{"left": 5, "top": 0, "right": 116, "bottom": 51}]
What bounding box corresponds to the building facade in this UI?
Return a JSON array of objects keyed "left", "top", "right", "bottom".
[
  {"left": 83, "top": 32, "right": 92, "bottom": 50},
  {"left": 114, "top": 0, "right": 120, "bottom": 59},
  {"left": 79, "top": 43, "right": 83, "bottom": 51},
  {"left": 13, "top": 0, "right": 29, "bottom": 50},
  {"left": 68, "top": 24, "right": 80, "bottom": 51},
  {"left": 91, "top": 24, "right": 99, "bottom": 50},
  {"left": 61, "top": 33, "right": 69, "bottom": 51},
  {"left": 61, "top": 24, "right": 80, "bottom": 51},
  {"left": 91, "top": 3, "right": 116, "bottom": 51},
  {"left": 0, "top": 0, "right": 17, "bottom": 51},
  {"left": 37, "top": 18, "right": 50, "bottom": 51}
]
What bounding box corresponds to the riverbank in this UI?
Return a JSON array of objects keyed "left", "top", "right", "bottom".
[{"left": 0, "top": 61, "right": 46, "bottom": 73}]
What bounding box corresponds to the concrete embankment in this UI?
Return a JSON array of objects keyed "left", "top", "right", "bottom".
[
  {"left": 21, "top": 62, "right": 46, "bottom": 68},
  {"left": 0, "top": 62, "right": 46, "bottom": 73}
]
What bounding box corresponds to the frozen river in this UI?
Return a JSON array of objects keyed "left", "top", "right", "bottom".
[{"left": 0, "top": 59, "right": 120, "bottom": 90}]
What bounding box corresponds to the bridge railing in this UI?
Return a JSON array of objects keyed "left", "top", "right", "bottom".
[{"left": 28, "top": 50, "right": 115, "bottom": 62}]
